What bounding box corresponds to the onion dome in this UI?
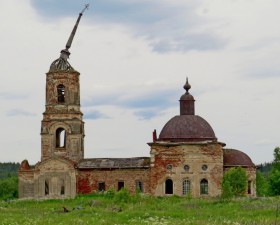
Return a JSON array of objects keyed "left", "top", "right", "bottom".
[
  {"left": 158, "top": 78, "right": 217, "bottom": 142},
  {"left": 223, "top": 149, "right": 255, "bottom": 167},
  {"left": 49, "top": 4, "right": 89, "bottom": 72}
]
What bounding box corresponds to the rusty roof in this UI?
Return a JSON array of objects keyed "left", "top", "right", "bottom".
[
  {"left": 78, "top": 157, "right": 150, "bottom": 169},
  {"left": 158, "top": 115, "right": 216, "bottom": 142},
  {"left": 223, "top": 149, "right": 255, "bottom": 167}
]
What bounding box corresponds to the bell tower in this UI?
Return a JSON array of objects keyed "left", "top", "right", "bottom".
[{"left": 40, "top": 5, "right": 89, "bottom": 162}]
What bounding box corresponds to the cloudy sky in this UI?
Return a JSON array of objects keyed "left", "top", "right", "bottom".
[{"left": 0, "top": 0, "right": 279, "bottom": 165}]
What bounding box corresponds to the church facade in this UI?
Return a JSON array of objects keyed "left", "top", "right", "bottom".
[{"left": 18, "top": 9, "right": 256, "bottom": 199}]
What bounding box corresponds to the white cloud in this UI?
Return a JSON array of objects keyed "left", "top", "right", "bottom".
[{"left": 0, "top": 0, "right": 279, "bottom": 165}]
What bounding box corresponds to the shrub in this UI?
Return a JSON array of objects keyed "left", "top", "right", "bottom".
[
  {"left": 222, "top": 167, "right": 247, "bottom": 197},
  {"left": 221, "top": 180, "right": 233, "bottom": 199},
  {"left": 114, "top": 188, "right": 131, "bottom": 203},
  {"left": 105, "top": 188, "right": 115, "bottom": 198}
]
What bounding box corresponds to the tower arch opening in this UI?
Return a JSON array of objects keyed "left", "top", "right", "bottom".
[
  {"left": 56, "top": 128, "right": 66, "bottom": 148},
  {"left": 57, "top": 84, "right": 65, "bottom": 103}
]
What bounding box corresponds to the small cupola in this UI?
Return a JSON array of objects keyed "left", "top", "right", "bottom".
[{"left": 179, "top": 78, "right": 195, "bottom": 115}]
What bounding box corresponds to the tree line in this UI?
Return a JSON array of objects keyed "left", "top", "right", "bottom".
[
  {"left": 0, "top": 162, "right": 20, "bottom": 199},
  {"left": 0, "top": 162, "right": 20, "bottom": 179}
]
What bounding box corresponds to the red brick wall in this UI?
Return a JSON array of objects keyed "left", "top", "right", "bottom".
[{"left": 77, "top": 168, "right": 150, "bottom": 194}]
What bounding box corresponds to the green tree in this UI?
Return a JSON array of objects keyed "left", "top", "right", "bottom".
[
  {"left": 269, "top": 170, "right": 280, "bottom": 195},
  {"left": 0, "top": 176, "right": 18, "bottom": 200},
  {"left": 256, "top": 171, "right": 270, "bottom": 196},
  {"left": 222, "top": 167, "right": 247, "bottom": 197},
  {"left": 268, "top": 146, "right": 280, "bottom": 196},
  {"left": 221, "top": 180, "right": 233, "bottom": 199},
  {"left": 272, "top": 147, "right": 280, "bottom": 171}
]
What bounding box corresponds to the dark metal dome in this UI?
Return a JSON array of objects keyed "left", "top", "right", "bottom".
[
  {"left": 223, "top": 149, "right": 255, "bottom": 167},
  {"left": 157, "top": 78, "right": 217, "bottom": 142},
  {"left": 158, "top": 115, "right": 217, "bottom": 142}
]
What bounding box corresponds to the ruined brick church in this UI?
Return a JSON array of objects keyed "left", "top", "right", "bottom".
[{"left": 18, "top": 8, "right": 256, "bottom": 199}]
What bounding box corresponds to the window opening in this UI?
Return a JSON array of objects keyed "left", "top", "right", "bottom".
[
  {"left": 183, "top": 179, "right": 191, "bottom": 195},
  {"left": 202, "top": 165, "right": 208, "bottom": 171},
  {"left": 136, "top": 180, "right": 143, "bottom": 193},
  {"left": 248, "top": 181, "right": 252, "bottom": 194},
  {"left": 60, "top": 179, "right": 65, "bottom": 195},
  {"left": 57, "top": 84, "right": 65, "bottom": 103},
  {"left": 165, "top": 179, "right": 173, "bottom": 194},
  {"left": 166, "top": 164, "right": 173, "bottom": 171},
  {"left": 118, "top": 181, "right": 124, "bottom": 191},
  {"left": 184, "top": 165, "right": 190, "bottom": 172},
  {"left": 45, "top": 180, "right": 49, "bottom": 195},
  {"left": 98, "top": 182, "right": 105, "bottom": 192},
  {"left": 200, "top": 179, "right": 208, "bottom": 195},
  {"left": 56, "top": 128, "right": 66, "bottom": 148}
]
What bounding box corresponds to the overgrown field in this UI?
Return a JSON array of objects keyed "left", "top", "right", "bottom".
[{"left": 0, "top": 192, "right": 280, "bottom": 225}]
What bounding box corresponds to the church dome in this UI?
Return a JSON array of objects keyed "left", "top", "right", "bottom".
[
  {"left": 159, "top": 115, "right": 216, "bottom": 142},
  {"left": 223, "top": 149, "right": 255, "bottom": 167},
  {"left": 158, "top": 78, "right": 217, "bottom": 142}
]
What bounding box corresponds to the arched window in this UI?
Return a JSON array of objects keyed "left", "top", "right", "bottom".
[
  {"left": 165, "top": 179, "right": 173, "bottom": 194},
  {"left": 57, "top": 84, "right": 65, "bottom": 103},
  {"left": 183, "top": 179, "right": 191, "bottom": 195},
  {"left": 56, "top": 128, "right": 66, "bottom": 148},
  {"left": 200, "top": 179, "right": 208, "bottom": 195}
]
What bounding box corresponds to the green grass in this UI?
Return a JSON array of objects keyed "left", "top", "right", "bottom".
[{"left": 0, "top": 193, "right": 280, "bottom": 225}]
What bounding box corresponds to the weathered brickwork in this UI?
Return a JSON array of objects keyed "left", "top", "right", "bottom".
[
  {"left": 41, "top": 70, "right": 85, "bottom": 163},
  {"left": 18, "top": 37, "right": 256, "bottom": 199},
  {"left": 19, "top": 158, "right": 77, "bottom": 199},
  {"left": 77, "top": 169, "right": 150, "bottom": 194},
  {"left": 18, "top": 170, "right": 35, "bottom": 199},
  {"left": 45, "top": 71, "right": 81, "bottom": 112},
  {"left": 149, "top": 142, "right": 224, "bottom": 197}
]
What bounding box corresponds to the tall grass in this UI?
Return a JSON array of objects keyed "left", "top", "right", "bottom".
[{"left": 0, "top": 191, "right": 279, "bottom": 224}]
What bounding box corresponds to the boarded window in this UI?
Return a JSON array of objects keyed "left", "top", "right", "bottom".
[
  {"left": 136, "top": 180, "right": 143, "bottom": 193},
  {"left": 165, "top": 179, "right": 173, "bottom": 194},
  {"left": 183, "top": 179, "right": 191, "bottom": 195},
  {"left": 98, "top": 182, "right": 105, "bottom": 192},
  {"left": 200, "top": 179, "right": 208, "bottom": 195},
  {"left": 56, "top": 128, "right": 66, "bottom": 148},
  {"left": 57, "top": 84, "right": 65, "bottom": 103},
  {"left": 45, "top": 180, "right": 49, "bottom": 195},
  {"left": 118, "top": 181, "right": 124, "bottom": 191}
]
